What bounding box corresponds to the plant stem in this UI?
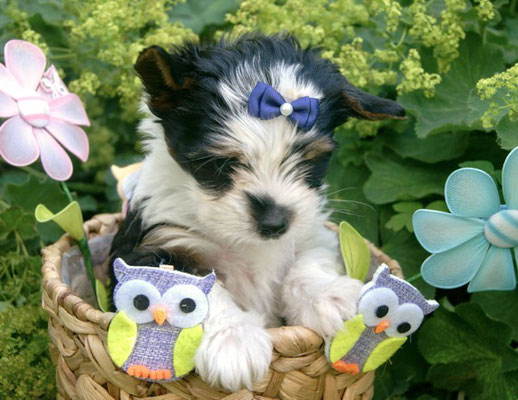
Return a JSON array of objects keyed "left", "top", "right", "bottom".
[
  {"left": 406, "top": 272, "right": 422, "bottom": 283},
  {"left": 60, "top": 181, "right": 97, "bottom": 300},
  {"left": 60, "top": 181, "right": 74, "bottom": 203},
  {"left": 21, "top": 166, "right": 47, "bottom": 179},
  {"left": 78, "top": 236, "right": 96, "bottom": 295}
]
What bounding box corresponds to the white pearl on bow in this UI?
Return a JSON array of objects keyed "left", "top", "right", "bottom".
[{"left": 280, "top": 102, "right": 293, "bottom": 116}]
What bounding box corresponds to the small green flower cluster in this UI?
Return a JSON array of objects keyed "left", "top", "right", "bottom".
[
  {"left": 64, "top": 0, "right": 196, "bottom": 118},
  {"left": 477, "top": 63, "right": 518, "bottom": 128},
  {"left": 397, "top": 49, "right": 441, "bottom": 97},
  {"left": 408, "top": 0, "right": 467, "bottom": 73}
]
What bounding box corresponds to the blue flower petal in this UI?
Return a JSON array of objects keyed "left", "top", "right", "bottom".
[
  {"left": 421, "top": 234, "right": 490, "bottom": 289},
  {"left": 502, "top": 147, "right": 518, "bottom": 210},
  {"left": 445, "top": 168, "right": 500, "bottom": 218},
  {"left": 413, "top": 210, "right": 485, "bottom": 253},
  {"left": 468, "top": 246, "right": 516, "bottom": 292}
]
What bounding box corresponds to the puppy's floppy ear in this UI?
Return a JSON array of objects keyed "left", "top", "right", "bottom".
[
  {"left": 134, "top": 45, "right": 194, "bottom": 111},
  {"left": 343, "top": 84, "right": 406, "bottom": 121}
]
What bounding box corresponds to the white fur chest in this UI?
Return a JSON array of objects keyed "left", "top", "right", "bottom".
[{"left": 203, "top": 239, "right": 295, "bottom": 327}]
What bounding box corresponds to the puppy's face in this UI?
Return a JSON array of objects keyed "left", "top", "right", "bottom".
[{"left": 135, "top": 36, "right": 404, "bottom": 245}]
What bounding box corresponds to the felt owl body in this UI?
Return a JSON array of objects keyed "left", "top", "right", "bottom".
[
  {"left": 326, "top": 265, "right": 438, "bottom": 374},
  {"left": 107, "top": 258, "right": 216, "bottom": 382}
]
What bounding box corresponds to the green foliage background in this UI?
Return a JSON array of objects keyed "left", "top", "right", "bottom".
[{"left": 0, "top": 0, "right": 517, "bottom": 399}]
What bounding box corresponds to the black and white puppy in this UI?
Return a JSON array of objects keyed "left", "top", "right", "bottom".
[{"left": 110, "top": 33, "right": 405, "bottom": 391}]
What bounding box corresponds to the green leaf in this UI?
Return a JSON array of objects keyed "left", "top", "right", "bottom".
[
  {"left": 380, "top": 222, "right": 435, "bottom": 299},
  {"left": 169, "top": 0, "right": 240, "bottom": 34},
  {"left": 458, "top": 160, "right": 495, "bottom": 174},
  {"left": 339, "top": 221, "right": 370, "bottom": 282},
  {"left": 386, "top": 202, "right": 422, "bottom": 232},
  {"left": 3, "top": 175, "right": 69, "bottom": 244},
  {"left": 418, "top": 303, "right": 518, "bottom": 400},
  {"left": 398, "top": 34, "right": 505, "bottom": 137},
  {"left": 95, "top": 279, "right": 111, "bottom": 313},
  {"left": 425, "top": 200, "right": 448, "bottom": 212},
  {"left": 496, "top": 115, "right": 518, "bottom": 151},
  {"left": 385, "top": 126, "right": 469, "bottom": 164},
  {"left": 364, "top": 151, "right": 448, "bottom": 205},
  {"left": 472, "top": 290, "right": 518, "bottom": 342},
  {"left": 326, "top": 155, "right": 380, "bottom": 243},
  {"left": 0, "top": 207, "right": 38, "bottom": 242}
]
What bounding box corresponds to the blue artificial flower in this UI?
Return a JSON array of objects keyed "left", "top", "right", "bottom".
[{"left": 412, "top": 147, "right": 518, "bottom": 293}]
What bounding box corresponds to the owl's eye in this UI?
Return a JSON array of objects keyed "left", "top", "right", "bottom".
[
  {"left": 114, "top": 280, "right": 161, "bottom": 323},
  {"left": 358, "top": 287, "right": 399, "bottom": 328},
  {"left": 162, "top": 284, "right": 209, "bottom": 328},
  {"left": 385, "top": 303, "right": 424, "bottom": 338},
  {"left": 397, "top": 322, "right": 411, "bottom": 333},
  {"left": 375, "top": 305, "right": 389, "bottom": 318},
  {"left": 179, "top": 298, "right": 196, "bottom": 313},
  {"left": 133, "top": 294, "right": 150, "bottom": 311}
]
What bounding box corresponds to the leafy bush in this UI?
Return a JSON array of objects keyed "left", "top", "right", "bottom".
[{"left": 0, "top": 0, "right": 517, "bottom": 399}]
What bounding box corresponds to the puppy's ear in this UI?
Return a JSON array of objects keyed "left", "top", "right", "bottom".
[
  {"left": 342, "top": 85, "right": 406, "bottom": 121},
  {"left": 135, "top": 45, "right": 194, "bottom": 111}
]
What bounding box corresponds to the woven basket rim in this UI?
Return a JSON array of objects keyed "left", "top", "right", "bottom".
[
  {"left": 41, "top": 212, "right": 404, "bottom": 399},
  {"left": 41, "top": 212, "right": 403, "bottom": 336}
]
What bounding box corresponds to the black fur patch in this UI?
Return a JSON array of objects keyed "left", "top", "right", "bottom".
[{"left": 108, "top": 208, "right": 202, "bottom": 287}]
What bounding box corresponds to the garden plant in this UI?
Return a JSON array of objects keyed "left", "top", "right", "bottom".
[{"left": 0, "top": 0, "right": 517, "bottom": 399}]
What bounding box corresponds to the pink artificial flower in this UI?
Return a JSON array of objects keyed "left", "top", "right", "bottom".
[{"left": 0, "top": 40, "right": 90, "bottom": 181}]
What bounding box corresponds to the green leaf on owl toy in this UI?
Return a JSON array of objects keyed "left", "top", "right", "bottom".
[
  {"left": 34, "top": 201, "right": 84, "bottom": 241},
  {"left": 339, "top": 221, "right": 370, "bottom": 282}
]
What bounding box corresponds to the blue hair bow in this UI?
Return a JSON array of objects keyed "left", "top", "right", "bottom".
[
  {"left": 413, "top": 147, "right": 518, "bottom": 292},
  {"left": 247, "top": 82, "right": 319, "bottom": 130}
]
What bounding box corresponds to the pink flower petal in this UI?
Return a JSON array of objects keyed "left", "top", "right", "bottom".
[
  {"left": 0, "top": 91, "right": 18, "bottom": 118},
  {"left": 0, "top": 116, "right": 39, "bottom": 166},
  {"left": 5, "top": 40, "right": 46, "bottom": 91},
  {"left": 49, "top": 94, "right": 90, "bottom": 126},
  {"left": 46, "top": 120, "right": 89, "bottom": 162},
  {"left": 0, "top": 64, "right": 25, "bottom": 99},
  {"left": 33, "top": 128, "right": 73, "bottom": 181}
]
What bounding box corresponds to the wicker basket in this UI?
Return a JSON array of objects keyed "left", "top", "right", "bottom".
[{"left": 41, "top": 213, "right": 403, "bottom": 400}]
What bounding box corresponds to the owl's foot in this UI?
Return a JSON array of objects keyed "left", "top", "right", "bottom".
[
  {"left": 332, "top": 361, "right": 360, "bottom": 375},
  {"left": 149, "top": 369, "right": 172, "bottom": 380},
  {"left": 127, "top": 364, "right": 151, "bottom": 379}
]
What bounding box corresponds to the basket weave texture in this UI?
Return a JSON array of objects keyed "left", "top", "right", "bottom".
[{"left": 42, "top": 213, "right": 403, "bottom": 400}]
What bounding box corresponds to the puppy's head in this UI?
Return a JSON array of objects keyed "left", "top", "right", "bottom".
[{"left": 135, "top": 34, "right": 404, "bottom": 245}]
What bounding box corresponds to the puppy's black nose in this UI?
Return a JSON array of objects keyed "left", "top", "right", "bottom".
[{"left": 246, "top": 192, "right": 292, "bottom": 239}]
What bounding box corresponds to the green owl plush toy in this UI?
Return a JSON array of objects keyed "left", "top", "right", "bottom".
[
  {"left": 107, "top": 258, "right": 216, "bottom": 381},
  {"left": 325, "top": 222, "right": 439, "bottom": 375}
]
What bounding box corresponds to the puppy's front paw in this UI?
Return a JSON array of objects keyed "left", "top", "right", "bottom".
[
  {"left": 195, "top": 320, "right": 272, "bottom": 391},
  {"left": 303, "top": 276, "right": 363, "bottom": 339}
]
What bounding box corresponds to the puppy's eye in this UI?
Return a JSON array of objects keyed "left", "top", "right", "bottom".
[
  {"left": 300, "top": 153, "right": 332, "bottom": 189},
  {"left": 187, "top": 155, "right": 243, "bottom": 191}
]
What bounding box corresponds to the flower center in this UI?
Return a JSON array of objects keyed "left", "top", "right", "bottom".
[
  {"left": 17, "top": 96, "right": 50, "bottom": 128},
  {"left": 484, "top": 209, "right": 518, "bottom": 248}
]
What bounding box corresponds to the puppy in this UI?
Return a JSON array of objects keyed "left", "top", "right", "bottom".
[{"left": 110, "top": 33, "right": 405, "bottom": 391}]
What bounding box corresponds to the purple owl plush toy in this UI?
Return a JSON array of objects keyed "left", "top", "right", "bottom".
[
  {"left": 326, "top": 264, "right": 438, "bottom": 375},
  {"left": 107, "top": 258, "right": 216, "bottom": 382}
]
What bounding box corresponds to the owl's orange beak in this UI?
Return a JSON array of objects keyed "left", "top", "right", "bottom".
[
  {"left": 375, "top": 320, "right": 390, "bottom": 334},
  {"left": 153, "top": 306, "right": 167, "bottom": 325}
]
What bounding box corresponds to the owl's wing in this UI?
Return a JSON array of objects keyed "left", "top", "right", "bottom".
[
  {"left": 362, "top": 337, "right": 407, "bottom": 372},
  {"left": 107, "top": 311, "right": 138, "bottom": 367},
  {"left": 327, "top": 314, "right": 366, "bottom": 363},
  {"left": 173, "top": 324, "right": 203, "bottom": 378}
]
